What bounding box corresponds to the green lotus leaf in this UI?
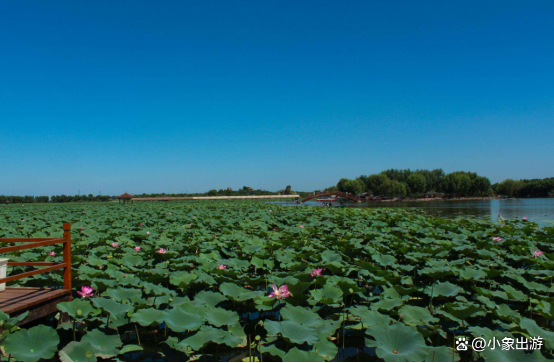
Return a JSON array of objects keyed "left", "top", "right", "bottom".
[
  {"left": 219, "top": 282, "right": 263, "bottom": 302},
  {"left": 105, "top": 287, "right": 143, "bottom": 303},
  {"left": 444, "top": 302, "right": 486, "bottom": 321},
  {"left": 313, "top": 337, "right": 338, "bottom": 360},
  {"left": 457, "top": 267, "right": 486, "bottom": 281},
  {"left": 493, "top": 304, "right": 521, "bottom": 321},
  {"left": 179, "top": 326, "right": 227, "bottom": 350},
  {"left": 517, "top": 317, "right": 554, "bottom": 350},
  {"left": 366, "top": 323, "right": 428, "bottom": 362},
  {"left": 318, "top": 319, "right": 342, "bottom": 337},
  {"left": 0, "top": 310, "right": 29, "bottom": 329},
  {"left": 280, "top": 304, "right": 324, "bottom": 327},
  {"left": 371, "top": 297, "right": 404, "bottom": 312},
  {"left": 424, "top": 346, "right": 459, "bottom": 362},
  {"left": 91, "top": 298, "right": 134, "bottom": 319},
  {"left": 170, "top": 271, "right": 198, "bottom": 288},
  {"left": 398, "top": 305, "right": 439, "bottom": 327},
  {"left": 3, "top": 324, "right": 60, "bottom": 362},
  {"left": 192, "top": 291, "right": 227, "bottom": 307},
  {"left": 118, "top": 344, "right": 143, "bottom": 354},
  {"left": 205, "top": 307, "right": 240, "bottom": 327},
  {"left": 372, "top": 254, "right": 396, "bottom": 266},
  {"left": 81, "top": 329, "right": 123, "bottom": 359},
  {"left": 310, "top": 282, "right": 343, "bottom": 304},
  {"left": 162, "top": 306, "right": 205, "bottom": 332},
  {"left": 264, "top": 320, "right": 318, "bottom": 345},
  {"left": 261, "top": 344, "right": 286, "bottom": 358},
  {"left": 350, "top": 306, "right": 392, "bottom": 327},
  {"left": 227, "top": 323, "right": 248, "bottom": 348},
  {"left": 283, "top": 347, "right": 325, "bottom": 362},
  {"left": 57, "top": 299, "right": 100, "bottom": 319},
  {"left": 59, "top": 341, "right": 97, "bottom": 362},
  {"left": 320, "top": 250, "right": 343, "bottom": 265},
  {"left": 424, "top": 281, "right": 462, "bottom": 297},
  {"left": 131, "top": 308, "right": 164, "bottom": 326},
  {"left": 500, "top": 284, "right": 528, "bottom": 301}
]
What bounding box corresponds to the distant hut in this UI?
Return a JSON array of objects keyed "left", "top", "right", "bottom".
[
  {"left": 424, "top": 191, "right": 445, "bottom": 199},
  {"left": 227, "top": 187, "right": 233, "bottom": 191},
  {"left": 117, "top": 192, "right": 134, "bottom": 204}
]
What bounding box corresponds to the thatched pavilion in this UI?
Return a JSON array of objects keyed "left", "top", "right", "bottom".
[{"left": 117, "top": 192, "right": 134, "bottom": 204}]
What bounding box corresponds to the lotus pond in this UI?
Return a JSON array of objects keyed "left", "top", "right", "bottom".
[{"left": 0, "top": 202, "right": 553, "bottom": 362}]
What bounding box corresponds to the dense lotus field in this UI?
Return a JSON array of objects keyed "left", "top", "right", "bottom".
[{"left": 0, "top": 202, "right": 553, "bottom": 362}]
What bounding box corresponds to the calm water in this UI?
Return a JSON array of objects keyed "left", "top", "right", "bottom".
[{"left": 280, "top": 198, "right": 554, "bottom": 226}]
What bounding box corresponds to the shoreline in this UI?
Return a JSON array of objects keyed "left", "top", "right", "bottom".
[{"left": 360, "top": 196, "right": 499, "bottom": 203}]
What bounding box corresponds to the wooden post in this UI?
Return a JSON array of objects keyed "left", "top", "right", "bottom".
[{"left": 62, "top": 223, "right": 72, "bottom": 299}]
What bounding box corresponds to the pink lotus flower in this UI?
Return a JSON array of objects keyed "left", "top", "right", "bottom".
[
  {"left": 21, "top": 219, "right": 25, "bottom": 222},
  {"left": 111, "top": 242, "right": 119, "bottom": 248},
  {"left": 523, "top": 217, "right": 528, "bottom": 220},
  {"left": 269, "top": 210, "right": 272, "bottom": 212},
  {"left": 268, "top": 284, "right": 291, "bottom": 300},
  {"left": 300, "top": 225, "right": 305, "bottom": 228},
  {"left": 146, "top": 231, "right": 150, "bottom": 235},
  {"left": 48, "top": 251, "right": 56, "bottom": 256},
  {"left": 134, "top": 246, "right": 141, "bottom": 251},
  {"left": 140, "top": 223, "right": 143, "bottom": 226},
  {"left": 492, "top": 237, "right": 502, "bottom": 242},
  {"left": 189, "top": 223, "right": 192, "bottom": 226},
  {"left": 169, "top": 213, "right": 172, "bottom": 215},
  {"left": 77, "top": 286, "right": 94, "bottom": 298},
  {"left": 82, "top": 211, "right": 85, "bottom": 214},
  {"left": 310, "top": 268, "right": 323, "bottom": 277},
  {"left": 157, "top": 248, "right": 167, "bottom": 254},
  {"left": 216, "top": 264, "right": 227, "bottom": 270},
  {"left": 532, "top": 250, "right": 543, "bottom": 257},
  {"left": 273, "top": 228, "right": 276, "bottom": 231},
  {"left": 80, "top": 226, "right": 84, "bottom": 230}
]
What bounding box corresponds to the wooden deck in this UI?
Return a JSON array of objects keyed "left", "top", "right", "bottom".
[
  {"left": 0, "top": 287, "right": 71, "bottom": 325},
  {"left": 0, "top": 223, "right": 72, "bottom": 326}
]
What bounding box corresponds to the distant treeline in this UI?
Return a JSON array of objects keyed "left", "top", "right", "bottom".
[
  {"left": 492, "top": 178, "right": 554, "bottom": 198},
  {"left": 327, "top": 169, "right": 554, "bottom": 199},
  {"left": 1, "top": 194, "right": 112, "bottom": 204},
  {"left": 134, "top": 186, "right": 278, "bottom": 198}
]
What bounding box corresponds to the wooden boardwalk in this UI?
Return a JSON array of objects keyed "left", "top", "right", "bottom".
[
  {"left": 0, "top": 223, "right": 72, "bottom": 325},
  {"left": 0, "top": 288, "right": 70, "bottom": 325}
]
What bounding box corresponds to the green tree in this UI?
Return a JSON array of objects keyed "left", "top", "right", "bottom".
[
  {"left": 497, "top": 179, "right": 516, "bottom": 197},
  {"left": 365, "top": 174, "right": 391, "bottom": 195},
  {"left": 388, "top": 180, "right": 407, "bottom": 198},
  {"left": 207, "top": 189, "right": 217, "bottom": 196},
  {"left": 336, "top": 178, "right": 350, "bottom": 193},
  {"left": 343, "top": 179, "right": 365, "bottom": 195},
  {"left": 473, "top": 176, "right": 491, "bottom": 198},
  {"left": 406, "top": 174, "right": 426, "bottom": 197}
]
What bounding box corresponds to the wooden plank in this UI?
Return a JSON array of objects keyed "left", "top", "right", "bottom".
[
  {"left": 8, "top": 262, "right": 57, "bottom": 266},
  {"left": 4, "top": 292, "right": 71, "bottom": 326},
  {"left": 63, "top": 223, "right": 71, "bottom": 294},
  {"left": 0, "top": 238, "right": 65, "bottom": 254},
  {"left": 0, "top": 288, "right": 70, "bottom": 315},
  {"left": 0, "top": 238, "right": 60, "bottom": 242},
  {"left": 0, "top": 263, "right": 67, "bottom": 285}
]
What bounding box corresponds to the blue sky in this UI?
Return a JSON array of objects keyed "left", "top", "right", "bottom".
[{"left": 1, "top": 1, "right": 553, "bottom": 196}]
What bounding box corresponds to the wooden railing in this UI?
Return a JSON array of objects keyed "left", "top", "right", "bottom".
[{"left": 0, "top": 223, "right": 71, "bottom": 295}]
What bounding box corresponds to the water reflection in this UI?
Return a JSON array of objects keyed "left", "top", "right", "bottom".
[{"left": 273, "top": 198, "right": 554, "bottom": 226}]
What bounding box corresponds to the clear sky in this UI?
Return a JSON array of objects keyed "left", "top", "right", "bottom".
[{"left": 1, "top": 1, "right": 553, "bottom": 196}]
